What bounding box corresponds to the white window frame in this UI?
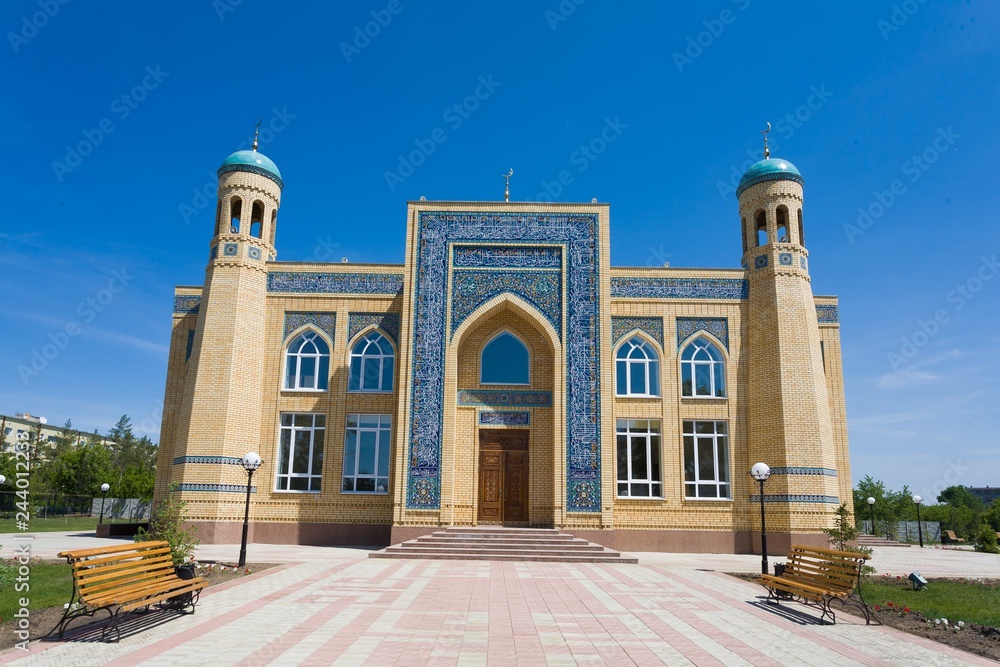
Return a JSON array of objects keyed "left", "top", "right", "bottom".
[
  {"left": 683, "top": 420, "right": 731, "bottom": 500},
  {"left": 275, "top": 413, "right": 325, "bottom": 493},
  {"left": 615, "top": 336, "right": 660, "bottom": 397},
  {"left": 616, "top": 419, "right": 662, "bottom": 498},
  {"left": 348, "top": 331, "right": 395, "bottom": 393},
  {"left": 680, "top": 336, "right": 726, "bottom": 398},
  {"left": 479, "top": 330, "right": 531, "bottom": 386},
  {"left": 283, "top": 329, "right": 330, "bottom": 392},
  {"left": 343, "top": 414, "right": 391, "bottom": 494}
]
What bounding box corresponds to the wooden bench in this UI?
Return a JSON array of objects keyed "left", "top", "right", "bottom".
[
  {"left": 942, "top": 530, "right": 966, "bottom": 544},
  {"left": 757, "top": 544, "right": 874, "bottom": 625},
  {"left": 50, "top": 540, "right": 207, "bottom": 642}
]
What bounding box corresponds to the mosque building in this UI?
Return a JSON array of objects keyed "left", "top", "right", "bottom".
[{"left": 154, "top": 130, "right": 852, "bottom": 555}]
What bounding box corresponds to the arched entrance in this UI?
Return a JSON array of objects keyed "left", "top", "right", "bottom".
[{"left": 477, "top": 429, "right": 529, "bottom": 524}]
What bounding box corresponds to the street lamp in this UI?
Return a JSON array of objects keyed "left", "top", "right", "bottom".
[
  {"left": 867, "top": 496, "right": 877, "bottom": 538},
  {"left": 750, "top": 462, "right": 771, "bottom": 575},
  {"left": 238, "top": 452, "right": 262, "bottom": 568},
  {"left": 99, "top": 483, "right": 110, "bottom": 524},
  {"left": 912, "top": 495, "right": 924, "bottom": 548}
]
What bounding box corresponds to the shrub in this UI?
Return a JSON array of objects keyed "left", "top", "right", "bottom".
[
  {"left": 135, "top": 484, "right": 199, "bottom": 566},
  {"left": 972, "top": 523, "right": 999, "bottom": 554}
]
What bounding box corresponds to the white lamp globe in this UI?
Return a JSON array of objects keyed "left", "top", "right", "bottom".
[
  {"left": 100, "top": 483, "right": 110, "bottom": 492},
  {"left": 242, "top": 452, "right": 262, "bottom": 471},
  {"left": 750, "top": 462, "right": 771, "bottom": 481},
  {"left": 867, "top": 496, "right": 876, "bottom": 505}
]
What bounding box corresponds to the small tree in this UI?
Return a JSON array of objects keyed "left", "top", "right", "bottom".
[
  {"left": 972, "top": 523, "right": 999, "bottom": 554},
  {"left": 824, "top": 502, "right": 875, "bottom": 574},
  {"left": 135, "top": 484, "right": 199, "bottom": 566}
]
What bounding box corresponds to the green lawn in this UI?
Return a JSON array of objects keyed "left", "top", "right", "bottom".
[
  {"left": 860, "top": 576, "right": 1000, "bottom": 627},
  {"left": 0, "top": 561, "right": 73, "bottom": 619},
  {"left": 0, "top": 516, "right": 99, "bottom": 534}
]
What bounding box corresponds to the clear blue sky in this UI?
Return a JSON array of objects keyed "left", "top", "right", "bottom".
[{"left": 1, "top": 2, "right": 996, "bottom": 501}]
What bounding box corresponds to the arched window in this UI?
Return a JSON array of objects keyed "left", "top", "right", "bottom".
[
  {"left": 776, "top": 206, "right": 789, "bottom": 243},
  {"left": 214, "top": 200, "right": 223, "bottom": 237},
  {"left": 230, "top": 196, "right": 242, "bottom": 234},
  {"left": 615, "top": 336, "right": 660, "bottom": 397},
  {"left": 797, "top": 208, "right": 804, "bottom": 246},
  {"left": 741, "top": 217, "right": 747, "bottom": 254},
  {"left": 349, "top": 332, "right": 394, "bottom": 392},
  {"left": 269, "top": 210, "right": 277, "bottom": 246},
  {"left": 755, "top": 210, "right": 767, "bottom": 247},
  {"left": 480, "top": 331, "right": 529, "bottom": 385},
  {"left": 681, "top": 336, "right": 726, "bottom": 398},
  {"left": 250, "top": 200, "right": 264, "bottom": 238},
  {"left": 284, "top": 330, "right": 330, "bottom": 391}
]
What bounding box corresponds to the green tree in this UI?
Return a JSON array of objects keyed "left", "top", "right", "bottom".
[
  {"left": 972, "top": 522, "right": 999, "bottom": 554},
  {"left": 49, "top": 443, "right": 113, "bottom": 497},
  {"left": 937, "top": 486, "right": 984, "bottom": 512},
  {"left": 105, "top": 415, "right": 157, "bottom": 500}
]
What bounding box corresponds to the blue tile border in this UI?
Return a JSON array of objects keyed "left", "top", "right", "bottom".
[
  {"left": 348, "top": 312, "right": 401, "bottom": 345},
  {"left": 754, "top": 255, "right": 768, "bottom": 269},
  {"left": 284, "top": 312, "right": 337, "bottom": 343},
  {"left": 453, "top": 245, "right": 562, "bottom": 269},
  {"left": 451, "top": 270, "right": 561, "bottom": 339},
  {"left": 816, "top": 304, "right": 839, "bottom": 324},
  {"left": 676, "top": 317, "right": 729, "bottom": 351},
  {"left": 173, "top": 483, "right": 256, "bottom": 493},
  {"left": 173, "top": 296, "right": 201, "bottom": 314},
  {"left": 268, "top": 272, "right": 404, "bottom": 295},
  {"left": 770, "top": 467, "right": 838, "bottom": 477},
  {"left": 750, "top": 494, "right": 839, "bottom": 503},
  {"left": 478, "top": 411, "right": 531, "bottom": 426},
  {"left": 173, "top": 456, "right": 244, "bottom": 465},
  {"left": 611, "top": 277, "right": 747, "bottom": 300},
  {"left": 223, "top": 243, "right": 239, "bottom": 257},
  {"left": 779, "top": 252, "right": 793, "bottom": 266},
  {"left": 458, "top": 390, "right": 552, "bottom": 407},
  {"left": 611, "top": 317, "right": 663, "bottom": 348}
]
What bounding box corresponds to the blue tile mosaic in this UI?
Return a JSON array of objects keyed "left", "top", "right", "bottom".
[
  {"left": 770, "top": 467, "right": 838, "bottom": 477},
  {"left": 816, "top": 304, "right": 839, "bottom": 324},
  {"left": 611, "top": 317, "right": 663, "bottom": 348},
  {"left": 248, "top": 246, "right": 262, "bottom": 261},
  {"left": 457, "top": 390, "right": 553, "bottom": 407},
  {"left": 453, "top": 245, "right": 562, "bottom": 269},
  {"left": 779, "top": 252, "right": 793, "bottom": 266},
  {"left": 223, "top": 243, "right": 239, "bottom": 257},
  {"left": 173, "top": 296, "right": 202, "bottom": 314},
  {"left": 800, "top": 256, "right": 808, "bottom": 270},
  {"left": 283, "top": 312, "right": 337, "bottom": 343},
  {"left": 174, "top": 483, "right": 256, "bottom": 493},
  {"left": 676, "top": 317, "right": 729, "bottom": 351},
  {"left": 185, "top": 330, "right": 195, "bottom": 362},
  {"left": 451, "top": 270, "right": 561, "bottom": 338},
  {"left": 478, "top": 411, "right": 531, "bottom": 426},
  {"left": 348, "top": 312, "right": 401, "bottom": 345},
  {"left": 407, "top": 212, "right": 601, "bottom": 513},
  {"left": 268, "top": 272, "right": 404, "bottom": 295},
  {"left": 750, "top": 494, "right": 839, "bottom": 504},
  {"left": 610, "top": 278, "right": 748, "bottom": 300},
  {"left": 754, "top": 255, "right": 768, "bottom": 269},
  {"left": 172, "top": 456, "right": 244, "bottom": 465},
  {"left": 210, "top": 245, "right": 218, "bottom": 260}
]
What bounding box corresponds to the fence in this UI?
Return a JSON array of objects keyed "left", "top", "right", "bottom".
[
  {"left": 0, "top": 491, "right": 150, "bottom": 521},
  {"left": 860, "top": 520, "right": 941, "bottom": 543},
  {"left": 91, "top": 497, "right": 151, "bottom": 522}
]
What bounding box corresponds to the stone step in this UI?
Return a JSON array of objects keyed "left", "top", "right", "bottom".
[
  {"left": 370, "top": 551, "right": 639, "bottom": 563},
  {"left": 384, "top": 544, "right": 609, "bottom": 555},
  {"left": 415, "top": 535, "right": 584, "bottom": 546},
  {"left": 857, "top": 535, "right": 912, "bottom": 548}
]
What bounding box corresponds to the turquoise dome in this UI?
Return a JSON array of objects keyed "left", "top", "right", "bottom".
[
  {"left": 735, "top": 158, "right": 802, "bottom": 197},
  {"left": 218, "top": 149, "right": 283, "bottom": 189}
]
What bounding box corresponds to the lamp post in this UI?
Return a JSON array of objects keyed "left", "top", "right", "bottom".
[
  {"left": 912, "top": 495, "right": 924, "bottom": 548},
  {"left": 0, "top": 474, "right": 5, "bottom": 515},
  {"left": 750, "top": 462, "right": 771, "bottom": 575},
  {"left": 99, "top": 483, "right": 110, "bottom": 524},
  {"left": 238, "top": 452, "right": 262, "bottom": 568},
  {"left": 867, "top": 496, "right": 877, "bottom": 538}
]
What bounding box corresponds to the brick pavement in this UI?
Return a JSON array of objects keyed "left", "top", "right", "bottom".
[{"left": 1, "top": 543, "right": 996, "bottom": 666}]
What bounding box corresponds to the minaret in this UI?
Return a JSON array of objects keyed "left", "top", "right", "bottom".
[
  {"left": 738, "top": 126, "right": 840, "bottom": 553},
  {"left": 170, "top": 126, "right": 282, "bottom": 530}
]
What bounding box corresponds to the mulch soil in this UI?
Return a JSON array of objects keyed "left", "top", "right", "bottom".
[{"left": 1, "top": 560, "right": 279, "bottom": 651}]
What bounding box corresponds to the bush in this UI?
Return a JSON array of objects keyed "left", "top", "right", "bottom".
[
  {"left": 972, "top": 523, "right": 999, "bottom": 554},
  {"left": 825, "top": 502, "right": 875, "bottom": 574},
  {"left": 135, "top": 485, "right": 199, "bottom": 566}
]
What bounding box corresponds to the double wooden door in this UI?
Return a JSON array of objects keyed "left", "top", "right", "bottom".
[{"left": 477, "top": 430, "right": 528, "bottom": 524}]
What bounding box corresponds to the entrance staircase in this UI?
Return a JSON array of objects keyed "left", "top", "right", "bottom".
[
  {"left": 857, "top": 533, "right": 911, "bottom": 548},
  {"left": 369, "top": 527, "right": 638, "bottom": 563}
]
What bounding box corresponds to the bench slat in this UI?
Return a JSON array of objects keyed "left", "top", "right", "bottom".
[
  {"left": 59, "top": 541, "right": 169, "bottom": 560},
  {"left": 71, "top": 547, "right": 173, "bottom": 569},
  {"left": 88, "top": 575, "right": 205, "bottom": 607},
  {"left": 74, "top": 555, "right": 174, "bottom": 580},
  {"left": 81, "top": 571, "right": 181, "bottom": 603},
  {"left": 119, "top": 580, "right": 208, "bottom": 613}
]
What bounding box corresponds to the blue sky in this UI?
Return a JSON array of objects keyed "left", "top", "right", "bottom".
[{"left": 1, "top": 1, "right": 996, "bottom": 501}]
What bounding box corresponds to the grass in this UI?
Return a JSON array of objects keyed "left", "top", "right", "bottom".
[
  {"left": 0, "top": 516, "right": 100, "bottom": 534},
  {"left": 0, "top": 561, "right": 73, "bottom": 619},
  {"left": 860, "top": 575, "right": 1000, "bottom": 627}
]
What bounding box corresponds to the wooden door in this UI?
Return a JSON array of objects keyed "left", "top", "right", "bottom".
[{"left": 477, "top": 430, "right": 529, "bottom": 525}]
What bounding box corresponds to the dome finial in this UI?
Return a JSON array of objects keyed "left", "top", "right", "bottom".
[
  {"left": 760, "top": 121, "right": 771, "bottom": 159},
  {"left": 502, "top": 168, "right": 513, "bottom": 202},
  {"left": 252, "top": 117, "right": 262, "bottom": 152}
]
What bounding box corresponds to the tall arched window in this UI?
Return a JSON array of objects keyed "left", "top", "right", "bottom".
[
  {"left": 755, "top": 210, "right": 767, "bottom": 247},
  {"left": 681, "top": 336, "right": 726, "bottom": 398},
  {"left": 741, "top": 217, "right": 748, "bottom": 254},
  {"left": 480, "top": 331, "right": 529, "bottom": 385},
  {"left": 615, "top": 336, "right": 660, "bottom": 397},
  {"left": 250, "top": 200, "right": 264, "bottom": 238},
  {"left": 776, "top": 206, "right": 789, "bottom": 243},
  {"left": 230, "top": 196, "right": 242, "bottom": 234},
  {"left": 284, "top": 330, "right": 330, "bottom": 391},
  {"left": 269, "top": 210, "right": 277, "bottom": 246},
  {"left": 797, "top": 208, "right": 804, "bottom": 246},
  {"left": 349, "top": 332, "right": 394, "bottom": 392}
]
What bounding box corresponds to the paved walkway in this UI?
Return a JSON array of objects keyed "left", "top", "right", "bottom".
[{"left": 1, "top": 533, "right": 997, "bottom": 666}]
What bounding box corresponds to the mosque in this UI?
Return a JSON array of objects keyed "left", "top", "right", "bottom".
[{"left": 154, "top": 130, "right": 852, "bottom": 555}]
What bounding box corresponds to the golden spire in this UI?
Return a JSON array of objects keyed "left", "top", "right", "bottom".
[
  {"left": 502, "top": 168, "right": 513, "bottom": 202},
  {"left": 252, "top": 117, "right": 262, "bottom": 151},
  {"left": 761, "top": 121, "right": 771, "bottom": 159}
]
